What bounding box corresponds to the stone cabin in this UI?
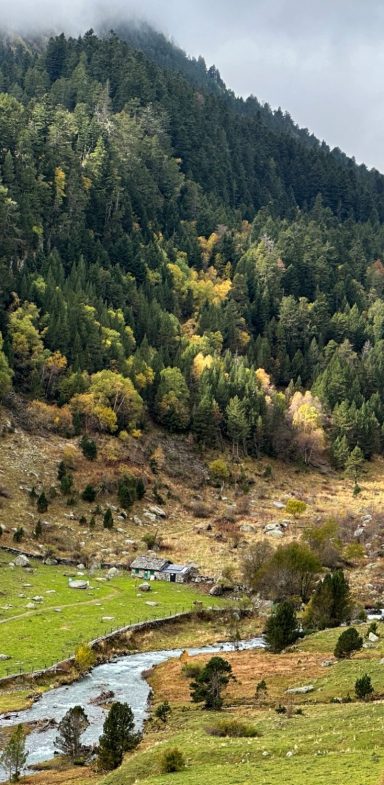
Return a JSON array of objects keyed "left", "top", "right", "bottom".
[
  {"left": 158, "top": 563, "right": 197, "bottom": 583},
  {"left": 130, "top": 555, "right": 170, "bottom": 580},
  {"left": 130, "top": 553, "right": 197, "bottom": 583}
]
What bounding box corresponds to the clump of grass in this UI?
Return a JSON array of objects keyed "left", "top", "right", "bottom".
[{"left": 206, "top": 718, "right": 261, "bottom": 738}]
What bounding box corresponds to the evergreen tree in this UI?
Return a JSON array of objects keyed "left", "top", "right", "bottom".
[
  {"left": 97, "top": 702, "right": 141, "bottom": 771},
  {"left": 55, "top": 706, "right": 89, "bottom": 761},
  {"left": 264, "top": 602, "right": 299, "bottom": 653}
]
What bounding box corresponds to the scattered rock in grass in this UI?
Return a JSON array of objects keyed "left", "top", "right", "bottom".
[
  {"left": 139, "top": 583, "right": 151, "bottom": 592},
  {"left": 107, "top": 567, "right": 119, "bottom": 578},
  {"left": 286, "top": 685, "right": 314, "bottom": 695},
  {"left": 14, "top": 555, "right": 30, "bottom": 568},
  {"left": 145, "top": 601, "right": 159, "bottom": 607},
  {"left": 68, "top": 580, "right": 89, "bottom": 590},
  {"left": 26, "top": 603, "right": 36, "bottom": 609},
  {"left": 44, "top": 558, "right": 58, "bottom": 566},
  {"left": 240, "top": 524, "right": 256, "bottom": 533},
  {"left": 369, "top": 632, "right": 379, "bottom": 642},
  {"left": 101, "top": 616, "right": 115, "bottom": 621},
  {"left": 0, "top": 654, "right": 11, "bottom": 661},
  {"left": 147, "top": 505, "right": 167, "bottom": 519}
]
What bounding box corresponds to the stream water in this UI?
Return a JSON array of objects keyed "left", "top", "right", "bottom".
[{"left": 0, "top": 636, "right": 265, "bottom": 776}]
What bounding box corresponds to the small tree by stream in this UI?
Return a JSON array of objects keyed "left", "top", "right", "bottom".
[
  {"left": 97, "top": 702, "right": 141, "bottom": 771},
  {"left": 0, "top": 724, "right": 27, "bottom": 782},
  {"left": 55, "top": 706, "right": 89, "bottom": 762}
]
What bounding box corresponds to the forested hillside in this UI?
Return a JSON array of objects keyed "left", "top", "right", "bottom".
[{"left": 1, "top": 27, "right": 384, "bottom": 470}]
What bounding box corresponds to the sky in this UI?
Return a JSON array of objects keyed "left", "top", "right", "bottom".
[{"left": 1, "top": 0, "right": 384, "bottom": 172}]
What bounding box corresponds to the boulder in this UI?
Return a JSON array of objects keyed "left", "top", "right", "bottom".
[
  {"left": 101, "top": 616, "right": 115, "bottom": 621},
  {"left": 145, "top": 601, "right": 159, "bottom": 607},
  {"left": 14, "top": 555, "right": 30, "bottom": 568},
  {"left": 0, "top": 654, "right": 11, "bottom": 661},
  {"left": 273, "top": 501, "right": 285, "bottom": 509},
  {"left": 45, "top": 558, "right": 58, "bottom": 566},
  {"left": 133, "top": 516, "right": 142, "bottom": 525},
  {"left": 68, "top": 580, "right": 89, "bottom": 590},
  {"left": 148, "top": 505, "right": 167, "bottom": 519},
  {"left": 368, "top": 632, "right": 379, "bottom": 642},
  {"left": 31, "top": 596, "right": 43, "bottom": 603},
  {"left": 138, "top": 583, "right": 151, "bottom": 593},
  {"left": 354, "top": 527, "right": 365, "bottom": 539},
  {"left": 286, "top": 684, "right": 314, "bottom": 695},
  {"left": 26, "top": 603, "right": 36, "bottom": 609},
  {"left": 143, "top": 512, "right": 157, "bottom": 523},
  {"left": 77, "top": 563, "right": 86, "bottom": 571},
  {"left": 107, "top": 567, "right": 119, "bottom": 578},
  {"left": 240, "top": 524, "right": 256, "bottom": 533},
  {"left": 269, "top": 530, "right": 284, "bottom": 538},
  {"left": 209, "top": 584, "right": 224, "bottom": 596}
]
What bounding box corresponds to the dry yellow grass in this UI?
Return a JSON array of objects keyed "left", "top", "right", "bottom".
[{"left": 1, "top": 408, "right": 384, "bottom": 585}]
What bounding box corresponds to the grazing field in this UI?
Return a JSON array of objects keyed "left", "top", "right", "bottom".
[
  {"left": 98, "top": 624, "right": 384, "bottom": 785},
  {"left": 0, "top": 555, "right": 224, "bottom": 677}
]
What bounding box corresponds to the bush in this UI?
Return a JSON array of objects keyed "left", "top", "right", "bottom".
[
  {"left": 33, "top": 520, "right": 43, "bottom": 539},
  {"left": 98, "top": 702, "right": 141, "bottom": 771},
  {"left": 74, "top": 643, "right": 95, "bottom": 674},
  {"left": 81, "top": 484, "right": 96, "bottom": 502},
  {"left": 60, "top": 474, "right": 74, "bottom": 496},
  {"left": 355, "top": 673, "right": 374, "bottom": 701},
  {"left": 142, "top": 532, "right": 161, "bottom": 550},
  {"left": 13, "top": 527, "right": 24, "bottom": 543},
  {"left": 208, "top": 458, "right": 230, "bottom": 486},
  {"left": 181, "top": 662, "right": 202, "bottom": 679},
  {"left": 80, "top": 435, "right": 97, "bottom": 461},
  {"left": 37, "top": 490, "right": 48, "bottom": 513},
  {"left": 285, "top": 499, "right": 307, "bottom": 517},
  {"left": 155, "top": 701, "right": 171, "bottom": 724},
  {"left": 160, "top": 748, "right": 185, "bottom": 774},
  {"left": 206, "top": 718, "right": 260, "bottom": 738},
  {"left": 334, "top": 627, "right": 363, "bottom": 659},
  {"left": 103, "top": 508, "right": 113, "bottom": 529}
]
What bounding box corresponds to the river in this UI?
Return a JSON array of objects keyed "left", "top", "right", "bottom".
[{"left": 0, "top": 636, "right": 265, "bottom": 777}]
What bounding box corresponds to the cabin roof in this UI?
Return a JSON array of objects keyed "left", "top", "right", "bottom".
[{"left": 130, "top": 555, "right": 170, "bottom": 571}]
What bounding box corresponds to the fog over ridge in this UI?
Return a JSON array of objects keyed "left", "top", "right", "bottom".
[{"left": 1, "top": 0, "right": 384, "bottom": 172}]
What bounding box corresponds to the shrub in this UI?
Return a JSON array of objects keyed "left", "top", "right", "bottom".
[
  {"left": 37, "top": 490, "right": 48, "bottom": 513},
  {"left": 355, "top": 674, "right": 374, "bottom": 701},
  {"left": 81, "top": 484, "right": 96, "bottom": 502},
  {"left": 80, "top": 435, "right": 97, "bottom": 461},
  {"left": 285, "top": 499, "right": 307, "bottom": 517},
  {"left": 60, "top": 474, "right": 74, "bottom": 495},
  {"left": 304, "top": 570, "right": 351, "bottom": 630},
  {"left": 206, "top": 718, "right": 260, "bottom": 738},
  {"left": 208, "top": 458, "right": 230, "bottom": 486},
  {"left": 181, "top": 662, "right": 203, "bottom": 679},
  {"left": 74, "top": 643, "right": 95, "bottom": 674},
  {"left": 160, "top": 748, "right": 185, "bottom": 774},
  {"left": 33, "top": 520, "right": 43, "bottom": 539},
  {"left": 13, "top": 527, "right": 24, "bottom": 543},
  {"left": 334, "top": 627, "right": 363, "bottom": 659},
  {"left": 103, "top": 508, "right": 113, "bottom": 529},
  {"left": 155, "top": 701, "right": 171, "bottom": 724},
  {"left": 118, "top": 475, "right": 137, "bottom": 509},
  {"left": 142, "top": 532, "right": 161, "bottom": 550}
]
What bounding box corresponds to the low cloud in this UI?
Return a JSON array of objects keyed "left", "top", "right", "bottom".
[{"left": 1, "top": 0, "right": 384, "bottom": 171}]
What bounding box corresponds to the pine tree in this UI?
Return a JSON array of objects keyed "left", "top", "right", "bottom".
[{"left": 97, "top": 702, "right": 141, "bottom": 771}]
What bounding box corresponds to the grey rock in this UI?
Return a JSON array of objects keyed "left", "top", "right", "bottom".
[
  {"left": 148, "top": 505, "right": 167, "bottom": 519},
  {"left": 107, "top": 567, "right": 119, "bottom": 578},
  {"left": 68, "top": 580, "right": 89, "bottom": 590},
  {"left": 77, "top": 563, "right": 86, "bottom": 571},
  {"left": 45, "top": 558, "right": 58, "bottom": 566},
  {"left": 273, "top": 501, "right": 285, "bottom": 509},
  {"left": 209, "top": 584, "right": 224, "bottom": 596},
  {"left": 14, "top": 555, "right": 30, "bottom": 568},
  {"left": 133, "top": 516, "right": 142, "bottom": 525},
  {"left": 286, "top": 684, "right": 314, "bottom": 695},
  {"left": 240, "top": 524, "right": 256, "bottom": 533},
  {"left": 138, "top": 583, "right": 151, "bottom": 592},
  {"left": 0, "top": 654, "right": 10, "bottom": 661},
  {"left": 368, "top": 632, "right": 379, "bottom": 642}
]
